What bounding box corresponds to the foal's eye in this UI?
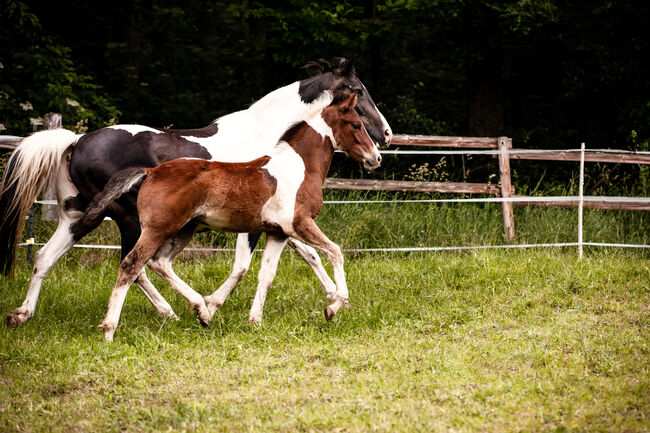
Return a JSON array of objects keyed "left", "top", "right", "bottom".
[{"left": 352, "top": 123, "right": 361, "bottom": 130}]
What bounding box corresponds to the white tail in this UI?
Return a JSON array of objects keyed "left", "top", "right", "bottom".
[{"left": 0, "top": 129, "right": 80, "bottom": 275}]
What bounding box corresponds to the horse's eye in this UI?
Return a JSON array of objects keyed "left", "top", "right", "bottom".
[
  {"left": 352, "top": 123, "right": 361, "bottom": 130},
  {"left": 354, "top": 88, "right": 362, "bottom": 95}
]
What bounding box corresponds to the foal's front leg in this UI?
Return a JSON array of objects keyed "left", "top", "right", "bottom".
[{"left": 291, "top": 219, "right": 350, "bottom": 320}]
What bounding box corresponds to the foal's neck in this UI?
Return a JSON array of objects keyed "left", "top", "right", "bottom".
[{"left": 285, "top": 123, "right": 335, "bottom": 184}]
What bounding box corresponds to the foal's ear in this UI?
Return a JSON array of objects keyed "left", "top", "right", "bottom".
[{"left": 338, "top": 93, "right": 358, "bottom": 113}]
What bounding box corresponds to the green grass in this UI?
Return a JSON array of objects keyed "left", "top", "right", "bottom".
[{"left": 1, "top": 247, "right": 648, "bottom": 432}]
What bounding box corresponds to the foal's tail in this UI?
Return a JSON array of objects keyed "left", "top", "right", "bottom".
[
  {"left": 0, "top": 129, "right": 80, "bottom": 276},
  {"left": 71, "top": 167, "right": 148, "bottom": 240}
]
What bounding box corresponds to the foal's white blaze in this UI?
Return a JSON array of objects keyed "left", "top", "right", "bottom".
[
  {"left": 260, "top": 141, "right": 305, "bottom": 234},
  {"left": 108, "top": 125, "right": 162, "bottom": 135}
]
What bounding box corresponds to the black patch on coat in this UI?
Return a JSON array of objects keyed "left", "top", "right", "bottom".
[{"left": 247, "top": 233, "right": 263, "bottom": 253}]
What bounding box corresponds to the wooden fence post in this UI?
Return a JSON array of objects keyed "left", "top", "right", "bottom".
[
  {"left": 41, "top": 113, "right": 63, "bottom": 222},
  {"left": 498, "top": 136, "right": 515, "bottom": 240}
]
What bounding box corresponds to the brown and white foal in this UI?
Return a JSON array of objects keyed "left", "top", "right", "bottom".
[{"left": 84, "top": 94, "right": 380, "bottom": 341}]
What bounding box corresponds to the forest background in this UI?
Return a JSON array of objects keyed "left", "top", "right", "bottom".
[{"left": 1, "top": 0, "right": 649, "bottom": 192}]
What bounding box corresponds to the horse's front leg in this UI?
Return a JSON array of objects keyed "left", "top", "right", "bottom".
[
  {"left": 204, "top": 233, "right": 262, "bottom": 319},
  {"left": 290, "top": 219, "right": 349, "bottom": 321},
  {"left": 147, "top": 226, "right": 210, "bottom": 327},
  {"left": 248, "top": 234, "right": 289, "bottom": 323}
]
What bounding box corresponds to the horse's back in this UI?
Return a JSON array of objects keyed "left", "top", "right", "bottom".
[{"left": 69, "top": 125, "right": 213, "bottom": 199}]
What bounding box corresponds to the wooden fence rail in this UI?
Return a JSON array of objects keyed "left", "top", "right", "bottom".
[{"left": 2, "top": 116, "right": 649, "bottom": 241}]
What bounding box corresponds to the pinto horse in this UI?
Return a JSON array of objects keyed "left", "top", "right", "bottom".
[
  {"left": 78, "top": 94, "right": 378, "bottom": 341},
  {"left": 0, "top": 58, "right": 391, "bottom": 328}
]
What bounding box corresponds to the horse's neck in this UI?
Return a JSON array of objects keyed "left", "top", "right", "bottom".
[
  {"left": 202, "top": 82, "right": 332, "bottom": 162},
  {"left": 248, "top": 82, "right": 333, "bottom": 136}
]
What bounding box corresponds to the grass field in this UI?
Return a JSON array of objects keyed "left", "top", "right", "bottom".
[{"left": 1, "top": 240, "right": 648, "bottom": 431}]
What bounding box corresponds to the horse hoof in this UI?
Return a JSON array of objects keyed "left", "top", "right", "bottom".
[
  {"left": 97, "top": 322, "right": 116, "bottom": 342},
  {"left": 204, "top": 297, "right": 223, "bottom": 319},
  {"left": 324, "top": 306, "right": 336, "bottom": 321},
  {"left": 5, "top": 310, "right": 29, "bottom": 329},
  {"left": 6, "top": 313, "right": 22, "bottom": 329}
]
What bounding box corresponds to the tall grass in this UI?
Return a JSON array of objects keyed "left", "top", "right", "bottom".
[{"left": 2, "top": 191, "right": 649, "bottom": 432}]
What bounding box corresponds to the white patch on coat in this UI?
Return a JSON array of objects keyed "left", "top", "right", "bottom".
[
  {"left": 307, "top": 114, "right": 336, "bottom": 148},
  {"left": 180, "top": 83, "right": 333, "bottom": 163},
  {"left": 259, "top": 142, "right": 306, "bottom": 234},
  {"left": 109, "top": 125, "right": 162, "bottom": 135}
]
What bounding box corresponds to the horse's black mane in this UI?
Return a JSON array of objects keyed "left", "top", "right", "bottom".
[{"left": 301, "top": 57, "right": 355, "bottom": 78}]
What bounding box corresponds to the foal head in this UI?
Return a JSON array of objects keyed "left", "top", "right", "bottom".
[{"left": 323, "top": 94, "right": 382, "bottom": 171}]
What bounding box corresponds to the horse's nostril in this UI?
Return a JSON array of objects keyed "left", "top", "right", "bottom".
[
  {"left": 377, "top": 154, "right": 382, "bottom": 164},
  {"left": 384, "top": 129, "right": 391, "bottom": 137}
]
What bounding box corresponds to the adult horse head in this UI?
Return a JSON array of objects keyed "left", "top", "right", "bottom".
[{"left": 298, "top": 58, "right": 392, "bottom": 149}]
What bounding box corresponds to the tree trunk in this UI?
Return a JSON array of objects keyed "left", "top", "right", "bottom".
[{"left": 467, "top": 52, "right": 504, "bottom": 137}]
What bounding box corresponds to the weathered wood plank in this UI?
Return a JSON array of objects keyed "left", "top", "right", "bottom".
[
  {"left": 498, "top": 137, "right": 515, "bottom": 240},
  {"left": 513, "top": 197, "right": 650, "bottom": 211},
  {"left": 324, "top": 178, "right": 501, "bottom": 195},
  {"left": 508, "top": 150, "right": 650, "bottom": 165},
  {"left": 392, "top": 134, "right": 498, "bottom": 149},
  {"left": 0, "top": 137, "right": 21, "bottom": 150}
]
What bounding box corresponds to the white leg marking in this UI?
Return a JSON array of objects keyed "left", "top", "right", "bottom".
[
  {"left": 148, "top": 256, "right": 211, "bottom": 327},
  {"left": 6, "top": 214, "right": 78, "bottom": 328},
  {"left": 288, "top": 238, "right": 337, "bottom": 300},
  {"left": 135, "top": 269, "right": 178, "bottom": 320},
  {"left": 204, "top": 233, "right": 255, "bottom": 318},
  {"left": 248, "top": 235, "right": 289, "bottom": 323}
]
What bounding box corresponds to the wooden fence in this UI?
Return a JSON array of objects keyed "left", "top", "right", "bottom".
[{"left": 2, "top": 115, "right": 650, "bottom": 242}]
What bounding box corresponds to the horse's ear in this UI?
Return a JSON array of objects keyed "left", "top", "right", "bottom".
[
  {"left": 334, "top": 58, "right": 355, "bottom": 77},
  {"left": 339, "top": 93, "right": 358, "bottom": 112}
]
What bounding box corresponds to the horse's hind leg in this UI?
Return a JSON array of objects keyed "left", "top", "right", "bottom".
[
  {"left": 6, "top": 161, "right": 88, "bottom": 329},
  {"left": 6, "top": 211, "right": 80, "bottom": 328},
  {"left": 147, "top": 226, "right": 211, "bottom": 327},
  {"left": 204, "top": 232, "right": 262, "bottom": 319}
]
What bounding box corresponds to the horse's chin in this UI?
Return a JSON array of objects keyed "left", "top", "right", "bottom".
[{"left": 363, "top": 161, "right": 381, "bottom": 171}]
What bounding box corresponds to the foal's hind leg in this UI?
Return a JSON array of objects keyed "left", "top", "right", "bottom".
[
  {"left": 100, "top": 231, "right": 166, "bottom": 341},
  {"left": 147, "top": 227, "right": 211, "bottom": 327},
  {"left": 204, "top": 233, "right": 262, "bottom": 318},
  {"left": 115, "top": 214, "right": 178, "bottom": 320}
]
